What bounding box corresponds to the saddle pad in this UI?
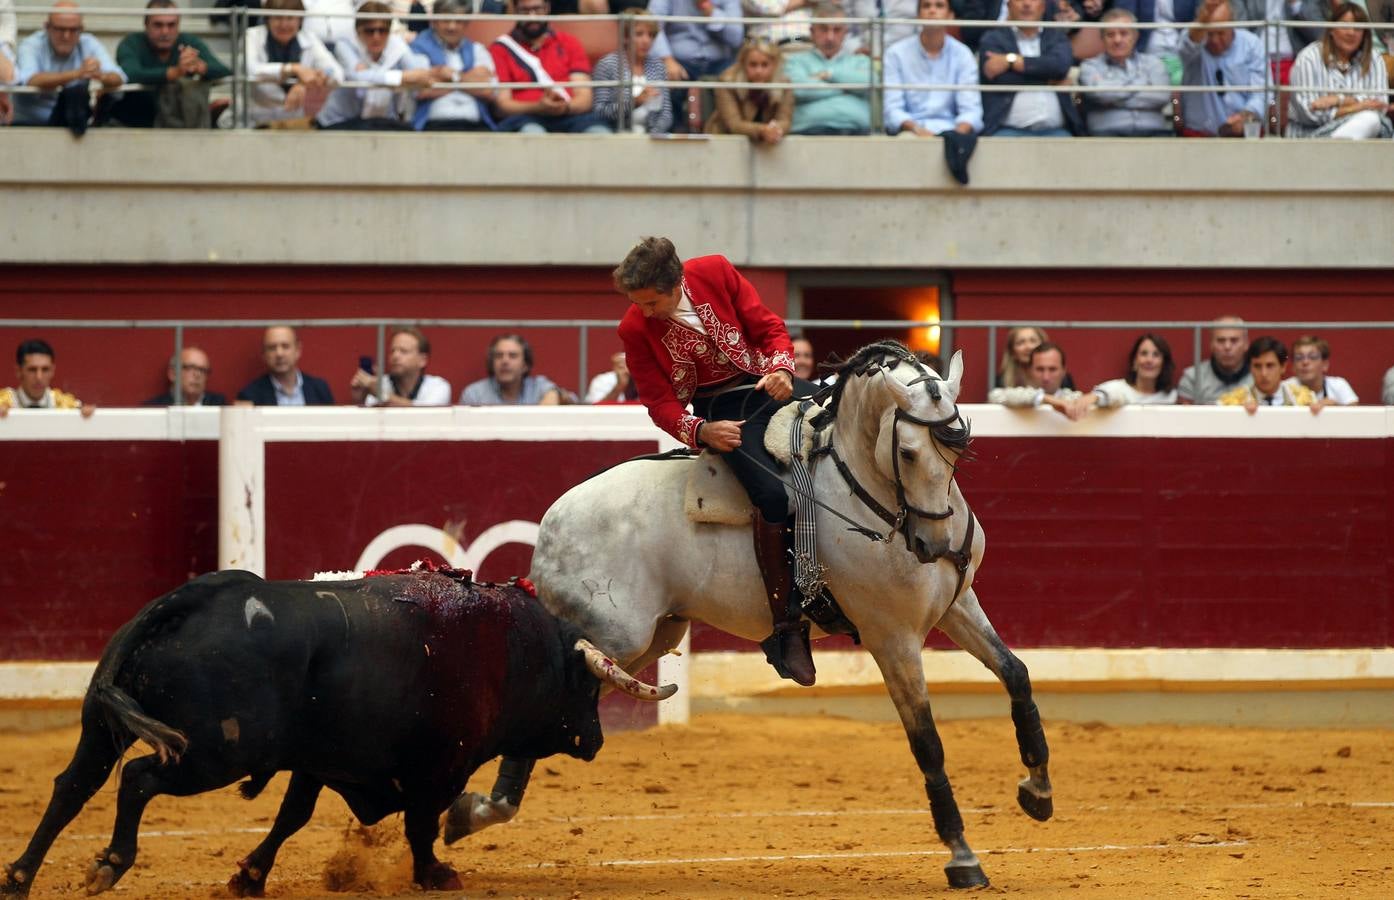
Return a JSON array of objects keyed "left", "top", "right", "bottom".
[
  {"left": 683, "top": 453, "right": 753, "bottom": 525},
  {"left": 763, "top": 400, "right": 822, "bottom": 465}
]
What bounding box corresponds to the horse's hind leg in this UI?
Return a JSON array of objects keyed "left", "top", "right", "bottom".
[
  {"left": 3, "top": 715, "right": 129, "bottom": 897},
  {"left": 227, "top": 772, "right": 323, "bottom": 897},
  {"left": 865, "top": 634, "right": 989, "bottom": 889},
  {"left": 935, "top": 587, "right": 1053, "bottom": 822}
]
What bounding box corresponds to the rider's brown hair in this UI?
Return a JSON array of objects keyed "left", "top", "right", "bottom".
[{"left": 613, "top": 237, "right": 684, "bottom": 294}]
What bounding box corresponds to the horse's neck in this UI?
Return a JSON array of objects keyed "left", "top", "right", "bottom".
[{"left": 826, "top": 385, "right": 897, "bottom": 510}]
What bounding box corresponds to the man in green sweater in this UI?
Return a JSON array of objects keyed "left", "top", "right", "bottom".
[
  {"left": 783, "top": 2, "right": 872, "bottom": 135},
  {"left": 113, "top": 0, "right": 230, "bottom": 127}
]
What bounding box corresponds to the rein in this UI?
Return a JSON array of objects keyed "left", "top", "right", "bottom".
[{"left": 731, "top": 346, "right": 978, "bottom": 599}]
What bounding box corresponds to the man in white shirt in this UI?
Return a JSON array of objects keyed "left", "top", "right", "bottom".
[
  {"left": 979, "top": 0, "right": 1082, "bottom": 135},
  {"left": 989, "top": 342, "right": 1083, "bottom": 415},
  {"left": 350, "top": 327, "right": 453, "bottom": 407}
]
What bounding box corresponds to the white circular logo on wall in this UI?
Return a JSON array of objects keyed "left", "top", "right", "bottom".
[{"left": 353, "top": 520, "right": 540, "bottom": 573}]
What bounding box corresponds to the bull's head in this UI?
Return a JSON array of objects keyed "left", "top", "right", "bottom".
[{"left": 554, "top": 639, "right": 676, "bottom": 762}]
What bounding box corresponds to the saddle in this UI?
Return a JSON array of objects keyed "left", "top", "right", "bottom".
[{"left": 682, "top": 401, "right": 820, "bottom": 525}]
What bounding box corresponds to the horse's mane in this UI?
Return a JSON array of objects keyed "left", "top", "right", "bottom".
[{"left": 812, "top": 340, "right": 973, "bottom": 455}]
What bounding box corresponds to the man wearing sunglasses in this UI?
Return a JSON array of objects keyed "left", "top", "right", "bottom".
[
  {"left": 12, "top": 0, "right": 125, "bottom": 126},
  {"left": 113, "top": 0, "right": 230, "bottom": 127}
]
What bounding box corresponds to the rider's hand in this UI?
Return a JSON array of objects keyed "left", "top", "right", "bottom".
[
  {"left": 756, "top": 370, "right": 793, "bottom": 402},
  {"left": 699, "top": 419, "right": 744, "bottom": 452}
]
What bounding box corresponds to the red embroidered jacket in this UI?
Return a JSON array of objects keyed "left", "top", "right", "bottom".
[{"left": 619, "top": 255, "right": 795, "bottom": 448}]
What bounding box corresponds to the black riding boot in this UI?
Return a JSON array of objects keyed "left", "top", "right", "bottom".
[{"left": 754, "top": 517, "right": 816, "bottom": 687}]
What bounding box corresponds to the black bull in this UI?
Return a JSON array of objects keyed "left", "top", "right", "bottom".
[{"left": 1, "top": 568, "right": 663, "bottom": 897}]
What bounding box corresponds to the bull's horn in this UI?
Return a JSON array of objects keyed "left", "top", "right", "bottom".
[{"left": 574, "top": 639, "right": 678, "bottom": 702}]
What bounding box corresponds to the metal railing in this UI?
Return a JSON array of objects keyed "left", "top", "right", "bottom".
[
  {"left": 6, "top": 7, "right": 1384, "bottom": 134},
  {"left": 5, "top": 316, "right": 1393, "bottom": 404}
]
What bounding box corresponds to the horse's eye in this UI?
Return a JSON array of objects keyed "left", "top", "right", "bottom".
[{"left": 899, "top": 448, "right": 917, "bottom": 463}]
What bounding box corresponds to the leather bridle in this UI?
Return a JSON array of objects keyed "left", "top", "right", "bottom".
[{"left": 812, "top": 362, "right": 976, "bottom": 598}]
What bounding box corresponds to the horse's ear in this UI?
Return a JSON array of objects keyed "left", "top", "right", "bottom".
[
  {"left": 880, "top": 368, "right": 915, "bottom": 412},
  {"left": 943, "top": 351, "right": 965, "bottom": 402}
]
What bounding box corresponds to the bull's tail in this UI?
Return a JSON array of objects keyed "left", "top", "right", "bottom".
[{"left": 91, "top": 681, "right": 189, "bottom": 765}]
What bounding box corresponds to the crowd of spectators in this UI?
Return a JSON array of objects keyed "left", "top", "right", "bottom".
[
  {"left": 3, "top": 0, "right": 1389, "bottom": 141},
  {"left": 987, "top": 315, "right": 1374, "bottom": 419},
  {"left": 3, "top": 322, "right": 1385, "bottom": 417}
]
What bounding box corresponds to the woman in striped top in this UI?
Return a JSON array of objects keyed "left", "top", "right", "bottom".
[
  {"left": 592, "top": 9, "right": 674, "bottom": 134},
  {"left": 1286, "top": 3, "right": 1392, "bottom": 139}
]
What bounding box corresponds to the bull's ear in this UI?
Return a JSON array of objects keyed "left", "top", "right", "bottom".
[{"left": 943, "top": 350, "right": 965, "bottom": 405}]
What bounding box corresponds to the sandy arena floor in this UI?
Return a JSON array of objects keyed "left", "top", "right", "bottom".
[{"left": 1, "top": 713, "right": 1390, "bottom": 898}]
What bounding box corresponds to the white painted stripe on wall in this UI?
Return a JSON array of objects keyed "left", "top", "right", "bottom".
[{"left": 5, "top": 648, "right": 1392, "bottom": 702}]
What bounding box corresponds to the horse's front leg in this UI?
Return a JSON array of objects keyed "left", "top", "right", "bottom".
[
  {"left": 865, "top": 634, "right": 989, "bottom": 889},
  {"left": 935, "top": 588, "right": 1053, "bottom": 822}
]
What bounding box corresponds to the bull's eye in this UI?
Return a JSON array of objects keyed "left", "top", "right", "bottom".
[{"left": 899, "top": 448, "right": 917, "bottom": 463}]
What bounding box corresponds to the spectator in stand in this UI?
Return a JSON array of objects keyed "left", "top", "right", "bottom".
[
  {"left": 1061, "top": 332, "right": 1179, "bottom": 419},
  {"left": 1218, "top": 336, "right": 1317, "bottom": 412},
  {"left": 1179, "top": 0, "right": 1266, "bottom": 136},
  {"left": 301, "top": 0, "right": 357, "bottom": 53},
  {"left": 584, "top": 351, "right": 640, "bottom": 403},
  {"left": 979, "top": 0, "right": 1083, "bottom": 136},
  {"left": 648, "top": 0, "right": 744, "bottom": 132},
  {"left": 490, "top": 0, "right": 611, "bottom": 134},
  {"left": 1286, "top": 3, "right": 1393, "bottom": 138},
  {"left": 113, "top": 1, "right": 231, "bottom": 129},
  {"left": 0, "top": 339, "right": 95, "bottom": 417},
  {"left": 1285, "top": 335, "right": 1359, "bottom": 407},
  {"left": 784, "top": 3, "right": 871, "bottom": 135},
  {"left": 460, "top": 334, "right": 563, "bottom": 405},
  {"left": 997, "top": 325, "right": 1076, "bottom": 389},
  {"left": 349, "top": 326, "right": 453, "bottom": 406},
  {"left": 1178, "top": 315, "right": 1252, "bottom": 403},
  {"left": 237, "top": 326, "right": 336, "bottom": 406},
  {"left": 316, "top": 2, "right": 446, "bottom": 130},
  {"left": 1113, "top": 0, "right": 1197, "bottom": 84},
  {"left": 707, "top": 37, "right": 794, "bottom": 141},
  {"left": 593, "top": 9, "right": 674, "bottom": 133},
  {"left": 844, "top": 0, "right": 917, "bottom": 52},
  {"left": 884, "top": 0, "right": 983, "bottom": 138},
  {"left": 408, "top": 0, "right": 497, "bottom": 131},
  {"left": 1, "top": 0, "right": 14, "bottom": 125},
  {"left": 12, "top": 1, "right": 125, "bottom": 127},
  {"left": 142, "top": 346, "right": 226, "bottom": 406},
  {"left": 1079, "top": 8, "right": 1176, "bottom": 136},
  {"left": 988, "top": 341, "right": 1084, "bottom": 416},
  {"left": 792, "top": 336, "right": 816, "bottom": 381},
  {"left": 1230, "top": 0, "right": 1325, "bottom": 84},
  {"left": 1384, "top": 364, "right": 1394, "bottom": 405},
  {"left": 245, "top": 0, "right": 343, "bottom": 127}
]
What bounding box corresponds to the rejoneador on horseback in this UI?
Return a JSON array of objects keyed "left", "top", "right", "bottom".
[{"left": 613, "top": 236, "right": 819, "bottom": 686}]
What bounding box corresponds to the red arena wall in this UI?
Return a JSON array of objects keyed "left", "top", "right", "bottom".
[{"left": 2, "top": 417, "right": 1389, "bottom": 661}]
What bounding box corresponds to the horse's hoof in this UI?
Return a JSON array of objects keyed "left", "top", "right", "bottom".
[
  {"left": 416, "top": 862, "right": 462, "bottom": 892},
  {"left": 1017, "top": 779, "right": 1054, "bottom": 822},
  {"left": 945, "top": 862, "right": 990, "bottom": 889},
  {"left": 441, "top": 794, "right": 475, "bottom": 846}
]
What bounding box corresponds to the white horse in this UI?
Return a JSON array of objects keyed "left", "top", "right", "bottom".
[{"left": 447, "top": 342, "right": 1052, "bottom": 890}]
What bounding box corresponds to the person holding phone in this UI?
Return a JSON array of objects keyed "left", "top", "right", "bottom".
[{"left": 349, "top": 327, "right": 453, "bottom": 407}]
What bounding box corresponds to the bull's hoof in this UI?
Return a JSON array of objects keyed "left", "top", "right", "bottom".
[
  {"left": 1017, "top": 778, "right": 1054, "bottom": 822},
  {"left": 227, "top": 859, "right": 267, "bottom": 898},
  {"left": 944, "top": 862, "right": 990, "bottom": 890},
  {"left": 415, "top": 862, "right": 462, "bottom": 892},
  {"left": 84, "top": 860, "right": 116, "bottom": 896},
  {"left": 2, "top": 863, "right": 33, "bottom": 897}
]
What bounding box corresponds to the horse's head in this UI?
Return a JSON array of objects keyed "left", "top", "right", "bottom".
[{"left": 823, "top": 342, "right": 971, "bottom": 562}]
